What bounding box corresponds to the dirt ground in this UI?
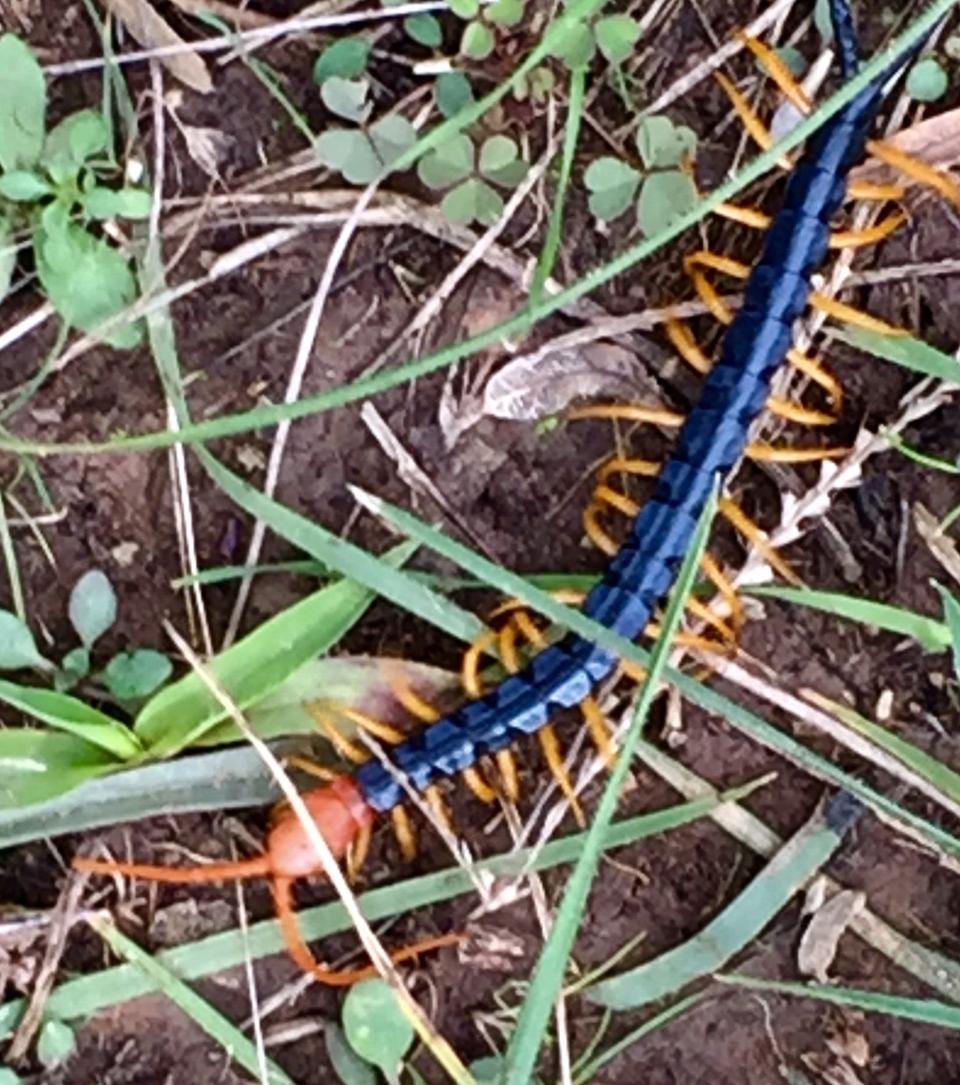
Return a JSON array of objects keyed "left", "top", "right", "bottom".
[{"left": 2, "top": 0, "right": 960, "bottom": 1082}]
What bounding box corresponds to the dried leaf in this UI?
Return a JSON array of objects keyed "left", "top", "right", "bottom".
[
  {"left": 181, "top": 124, "right": 232, "bottom": 177},
  {"left": 483, "top": 341, "right": 653, "bottom": 421},
  {"left": 850, "top": 107, "right": 960, "bottom": 186},
  {"left": 797, "top": 888, "right": 866, "bottom": 982},
  {"left": 102, "top": 0, "right": 212, "bottom": 93}
]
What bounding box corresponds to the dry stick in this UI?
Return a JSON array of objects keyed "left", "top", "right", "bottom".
[
  {"left": 5, "top": 872, "right": 88, "bottom": 1063},
  {"left": 148, "top": 61, "right": 213, "bottom": 657},
  {"left": 160, "top": 620, "right": 474, "bottom": 1085},
  {"left": 220, "top": 178, "right": 385, "bottom": 649}
]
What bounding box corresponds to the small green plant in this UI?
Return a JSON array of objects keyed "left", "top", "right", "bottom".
[
  {"left": 435, "top": 70, "right": 476, "bottom": 118},
  {"left": 417, "top": 133, "right": 529, "bottom": 225},
  {"left": 450, "top": 0, "right": 526, "bottom": 60},
  {"left": 0, "top": 568, "right": 172, "bottom": 701},
  {"left": 584, "top": 114, "right": 698, "bottom": 236},
  {"left": 550, "top": 5, "right": 641, "bottom": 68},
  {"left": 0, "top": 33, "right": 151, "bottom": 346},
  {"left": 906, "top": 56, "right": 949, "bottom": 101},
  {"left": 340, "top": 978, "right": 414, "bottom": 1084}
]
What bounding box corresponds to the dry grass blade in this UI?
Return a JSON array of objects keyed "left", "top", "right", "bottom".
[{"left": 102, "top": 0, "right": 212, "bottom": 92}]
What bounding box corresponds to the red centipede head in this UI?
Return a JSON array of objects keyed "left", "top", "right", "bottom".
[{"left": 267, "top": 775, "right": 373, "bottom": 881}]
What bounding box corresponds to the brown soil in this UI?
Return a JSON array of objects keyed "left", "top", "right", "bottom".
[{"left": 2, "top": 1, "right": 960, "bottom": 1083}]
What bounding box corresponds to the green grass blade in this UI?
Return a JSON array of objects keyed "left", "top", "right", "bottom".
[
  {"left": 0, "top": 784, "right": 759, "bottom": 1038},
  {"left": 0, "top": 742, "right": 284, "bottom": 848},
  {"left": 716, "top": 974, "right": 960, "bottom": 1030},
  {"left": 808, "top": 693, "right": 960, "bottom": 806},
  {"left": 746, "top": 584, "right": 952, "bottom": 652},
  {"left": 885, "top": 432, "right": 960, "bottom": 475},
  {"left": 572, "top": 993, "right": 706, "bottom": 1084},
  {"left": 502, "top": 484, "right": 718, "bottom": 1084},
  {"left": 88, "top": 916, "right": 295, "bottom": 1085},
  {"left": 0, "top": 680, "right": 141, "bottom": 760},
  {"left": 842, "top": 327, "right": 960, "bottom": 382},
  {"left": 347, "top": 487, "right": 960, "bottom": 859},
  {"left": 529, "top": 65, "right": 585, "bottom": 304},
  {"left": 199, "top": 450, "right": 484, "bottom": 645},
  {"left": 587, "top": 795, "right": 861, "bottom": 1009},
  {"left": 134, "top": 539, "right": 420, "bottom": 756},
  {"left": 0, "top": 0, "right": 949, "bottom": 459},
  {"left": 934, "top": 583, "right": 960, "bottom": 681}
]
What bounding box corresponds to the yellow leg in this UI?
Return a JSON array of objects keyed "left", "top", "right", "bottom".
[
  {"left": 866, "top": 138, "right": 960, "bottom": 207},
  {"left": 666, "top": 318, "right": 713, "bottom": 375},
  {"left": 568, "top": 403, "right": 685, "bottom": 427},
  {"left": 335, "top": 706, "right": 408, "bottom": 746},
  {"left": 829, "top": 213, "right": 906, "bottom": 249},
  {"left": 735, "top": 31, "right": 812, "bottom": 113},
  {"left": 684, "top": 595, "right": 736, "bottom": 645},
  {"left": 745, "top": 442, "right": 848, "bottom": 463},
  {"left": 306, "top": 704, "right": 368, "bottom": 764},
  {"left": 714, "top": 201, "right": 772, "bottom": 230},
  {"left": 719, "top": 497, "right": 801, "bottom": 586},
  {"left": 597, "top": 456, "right": 662, "bottom": 485},
  {"left": 391, "top": 806, "right": 417, "bottom": 862},
  {"left": 462, "top": 628, "right": 498, "bottom": 699},
  {"left": 462, "top": 766, "right": 498, "bottom": 803},
  {"left": 496, "top": 749, "right": 521, "bottom": 802},
  {"left": 700, "top": 551, "right": 744, "bottom": 632},
  {"left": 424, "top": 785, "right": 453, "bottom": 831},
  {"left": 389, "top": 672, "right": 440, "bottom": 723},
  {"left": 347, "top": 820, "right": 372, "bottom": 881},
  {"left": 787, "top": 348, "right": 843, "bottom": 405},
  {"left": 581, "top": 695, "right": 616, "bottom": 766},
  {"left": 847, "top": 179, "right": 906, "bottom": 202},
  {"left": 584, "top": 501, "right": 619, "bottom": 556},
  {"left": 766, "top": 395, "right": 836, "bottom": 426},
  {"left": 538, "top": 723, "right": 585, "bottom": 826},
  {"left": 283, "top": 755, "right": 339, "bottom": 783},
  {"left": 810, "top": 292, "right": 906, "bottom": 335},
  {"left": 715, "top": 70, "right": 793, "bottom": 170}
]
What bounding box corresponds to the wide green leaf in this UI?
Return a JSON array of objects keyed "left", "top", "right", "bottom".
[
  {"left": 0, "top": 728, "right": 118, "bottom": 810},
  {"left": 0, "top": 34, "right": 46, "bottom": 171},
  {"left": 33, "top": 205, "right": 141, "bottom": 348},
  {"left": 460, "top": 20, "right": 495, "bottom": 59},
  {"left": 0, "top": 169, "right": 51, "bottom": 200},
  {"left": 0, "top": 609, "right": 50, "bottom": 670},
  {"left": 343, "top": 980, "right": 414, "bottom": 1076},
  {"left": 320, "top": 76, "right": 371, "bottom": 123},
  {"left": 82, "top": 186, "right": 152, "bottom": 220},
  {"left": 583, "top": 156, "right": 640, "bottom": 220},
  {"left": 313, "top": 37, "right": 370, "bottom": 84},
  {"left": 417, "top": 133, "right": 474, "bottom": 189},
  {"left": 0, "top": 678, "right": 141, "bottom": 760},
  {"left": 595, "top": 14, "right": 640, "bottom": 63},
  {"left": 636, "top": 169, "right": 698, "bottom": 236},
  {"left": 133, "top": 541, "right": 417, "bottom": 756},
  {"left": 404, "top": 13, "right": 443, "bottom": 46},
  {"left": 68, "top": 569, "right": 117, "bottom": 648},
  {"left": 636, "top": 114, "right": 697, "bottom": 169},
  {"left": 478, "top": 134, "right": 527, "bottom": 187},
  {"left": 907, "top": 56, "right": 949, "bottom": 101},
  {"left": 441, "top": 177, "right": 503, "bottom": 224},
  {"left": 367, "top": 114, "right": 417, "bottom": 172},
  {"left": 42, "top": 109, "right": 108, "bottom": 183},
  {"left": 843, "top": 326, "right": 960, "bottom": 381},
  {"left": 315, "top": 128, "right": 381, "bottom": 184},
  {"left": 102, "top": 649, "right": 173, "bottom": 700},
  {"left": 435, "top": 71, "right": 474, "bottom": 118}
]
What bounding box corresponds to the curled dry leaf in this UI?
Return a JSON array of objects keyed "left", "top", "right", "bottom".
[
  {"left": 850, "top": 107, "right": 960, "bottom": 186},
  {"left": 103, "top": 0, "right": 212, "bottom": 93},
  {"left": 797, "top": 888, "right": 866, "bottom": 982},
  {"left": 483, "top": 341, "right": 654, "bottom": 421}
]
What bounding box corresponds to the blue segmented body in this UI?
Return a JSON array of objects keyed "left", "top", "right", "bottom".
[{"left": 355, "top": 2, "right": 903, "bottom": 813}]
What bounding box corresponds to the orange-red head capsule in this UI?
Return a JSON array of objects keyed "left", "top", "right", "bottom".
[{"left": 266, "top": 776, "right": 374, "bottom": 881}]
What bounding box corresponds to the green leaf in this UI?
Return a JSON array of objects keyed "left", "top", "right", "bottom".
[
  {"left": 404, "top": 13, "right": 443, "bottom": 46},
  {"left": 813, "top": 0, "right": 833, "bottom": 40},
  {"left": 59, "top": 646, "right": 91, "bottom": 686},
  {"left": 0, "top": 1067, "right": 25, "bottom": 1085},
  {"left": 470, "top": 1057, "right": 507, "bottom": 1083},
  {"left": 134, "top": 540, "right": 417, "bottom": 756},
  {"left": 68, "top": 568, "right": 117, "bottom": 648},
  {"left": 487, "top": 0, "right": 524, "bottom": 27},
  {"left": 448, "top": 0, "right": 478, "bottom": 17},
  {"left": 0, "top": 609, "right": 49, "bottom": 670},
  {"left": 343, "top": 979, "right": 414, "bottom": 1076},
  {"left": 82, "top": 186, "right": 152, "bottom": 220},
  {"left": 478, "top": 134, "right": 527, "bottom": 187},
  {"left": 325, "top": 1022, "right": 378, "bottom": 1085},
  {"left": 746, "top": 584, "right": 953, "bottom": 653},
  {"left": 435, "top": 71, "right": 474, "bottom": 118},
  {"left": 417, "top": 133, "right": 474, "bottom": 189},
  {"left": 0, "top": 34, "right": 46, "bottom": 171},
  {"left": 514, "top": 65, "right": 555, "bottom": 101},
  {"left": 907, "top": 56, "right": 949, "bottom": 101},
  {"left": 313, "top": 37, "right": 370, "bottom": 83},
  {"left": 33, "top": 208, "right": 141, "bottom": 348},
  {"left": 0, "top": 678, "right": 141, "bottom": 760},
  {"left": 934, "top": 583, "right": 960, "bottom": 682},
  {"left": 551, "top": 19, "right": 594, "bottom": 68},
  {"left": 103, "top": 648, "right": 173, "bottom": 700},
  {"left": 636, "top": 169, "right": 698, "bottom": 236},
  {"left": 594, "top": 14, "right": 640, "bottom": 63},
  {"left": 320, "top": 76, "right": 371, "bottom": 123},
  {"left": 842, "top": 327, "right": 960, "bottom": 382},
  {"left": 0, "top": 169, "right": 51, "bottom": 200},
  {"left": 43, "top": 109, "right": 108, "bottom": 183},
  {"left": 367, "top": 114, "right": 417, "bottom": 172},
  {"left": 0, "top": 215, "right": 14, "bottom": 302},
  {"left": 461, "top": 20, "right": 495, "bottom": 59},
  {"left": 0, "top": 729, "right": 117, "bottom": 809},
  {"left": 774, "top": 44, "right": 806, "bottom": 78},
  {"left": 36, "top": 1020, "right": 76, "bottom": 1069},
  {"left": 636, "top": 114, "right": 697, "bottom": 169},
  {"left": 315, "top": 128, "right": 381, "bottom": 184},
  {"left": 441, "top": 177, "right": 504, "bottom": 224},
  {"left": 583, "top": 156, "right": 640, "bottom": 220}
]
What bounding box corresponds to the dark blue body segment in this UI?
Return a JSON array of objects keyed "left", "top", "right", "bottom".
[{"left": 355, "top": 24, "right": 893, "bottom": 814}]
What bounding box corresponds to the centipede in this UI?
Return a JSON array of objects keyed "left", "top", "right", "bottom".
[{"left": 75, "top": 0, "right": 959, "bottom": 986}]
